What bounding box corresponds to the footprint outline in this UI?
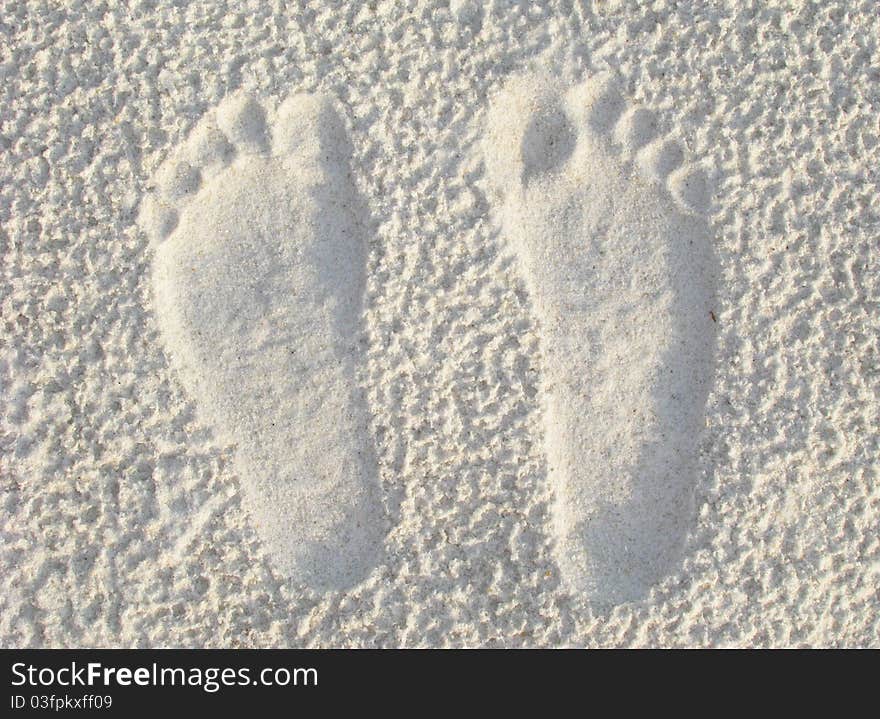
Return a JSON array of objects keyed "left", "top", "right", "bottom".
[
  {"left": 138, "top": 90, "right": 385, "bottom": 591},
  {"left": 484, "top": 70, "right": 718, "bottom": 604}
]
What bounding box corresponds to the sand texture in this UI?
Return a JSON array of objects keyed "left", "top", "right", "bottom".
[{"left": 1, "top": 1, "right": 878, "bottom": 647}]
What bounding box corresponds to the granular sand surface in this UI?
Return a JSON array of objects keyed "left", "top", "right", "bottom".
[{"left": 1, "top": 0, "right": 878, "bottom": 647}]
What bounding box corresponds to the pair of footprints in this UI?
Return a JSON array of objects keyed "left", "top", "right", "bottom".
[{"left": 139, "top": 73, "right": 716, "bottom": 605}]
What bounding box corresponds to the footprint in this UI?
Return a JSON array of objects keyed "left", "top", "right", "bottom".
[
  {"left": 484, "top": 72, "right": 717, "bottom": 604},
  {"left": 138, "top": 92, "right": 383, "bottom": 590}
]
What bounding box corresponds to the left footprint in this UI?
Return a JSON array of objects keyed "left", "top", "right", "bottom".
[{"left": 138, "top": 92, "right": 383, "bottom": 589}]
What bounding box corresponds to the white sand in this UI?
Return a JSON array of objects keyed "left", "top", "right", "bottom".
[{"left": 1, "top": 1, "right": 878, "bottom": 647}]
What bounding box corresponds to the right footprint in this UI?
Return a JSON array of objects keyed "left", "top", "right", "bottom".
[{"left": 484, "top": 72, "right": 718, "bottom": 604}]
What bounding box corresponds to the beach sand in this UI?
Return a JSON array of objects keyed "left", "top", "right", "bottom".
[{"left": 1, "top": 0, "right": 878, "bottom": 647}]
